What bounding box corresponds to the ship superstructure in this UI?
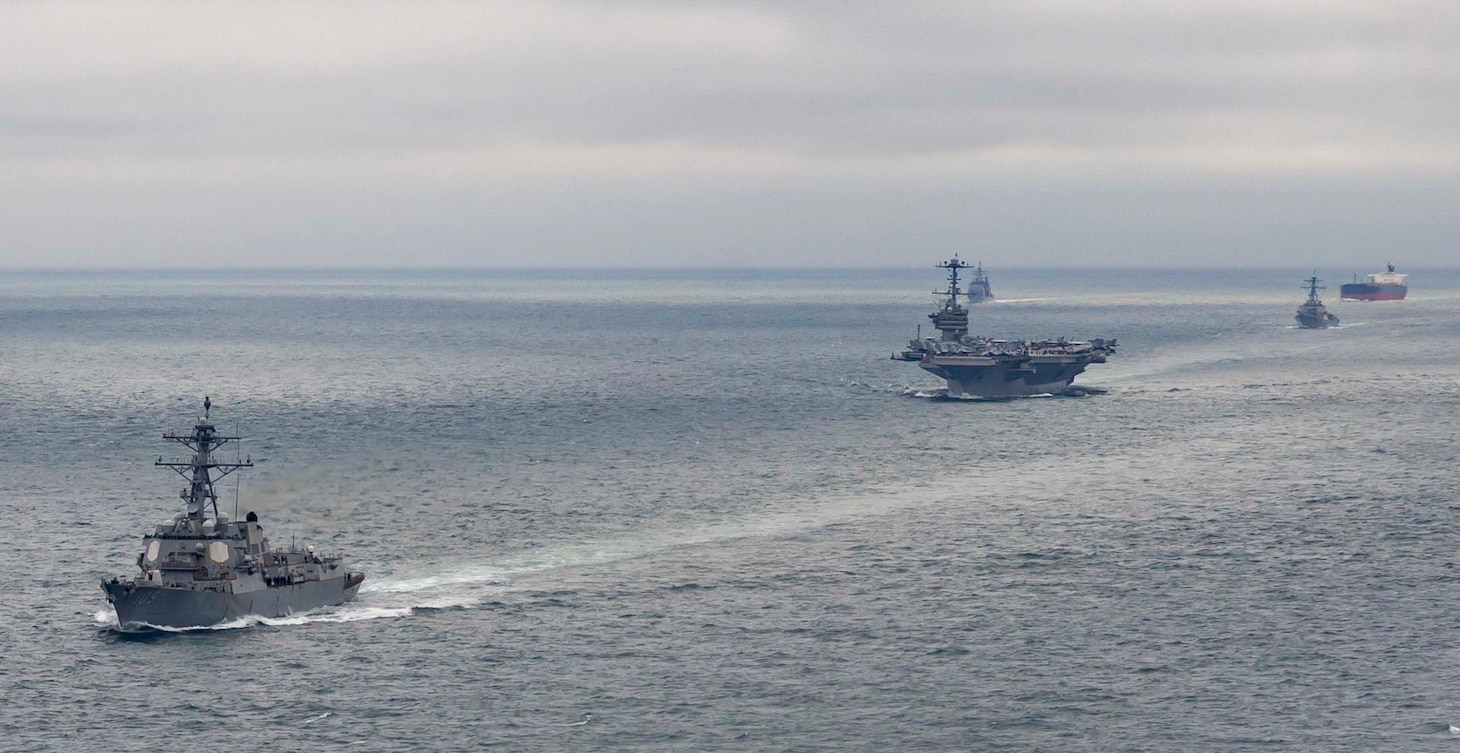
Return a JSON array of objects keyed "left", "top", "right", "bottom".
[
  {"left": 1294, "top": 274, "right": 1339, "bottom": 329},
  {"left": 1340, "top": 264, "right": 1407, "bottom": 301},
  {"left": 893, "top": 258, "right": 1115, "bottom": 397},
  {"left": 102, "top": 398, "right": 363, "bottom": 630}
]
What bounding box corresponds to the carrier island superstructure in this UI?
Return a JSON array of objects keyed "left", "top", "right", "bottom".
[
  {"left": 893, "top": 258, "right": 1116, "bottom": 397},
  {"left": 102, "top": 398, "right": 363, "bottom": 630}
]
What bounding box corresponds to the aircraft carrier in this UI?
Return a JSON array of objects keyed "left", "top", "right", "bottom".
[
  {"left": 102, "top": 398, "right": 364, "bottom": 630},
  {"left": 893, "top": 258, "right": 1116, "bottom": 397}
]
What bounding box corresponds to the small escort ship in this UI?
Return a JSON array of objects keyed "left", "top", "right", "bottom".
[
  {"left": 893, "top": 258, "right": 1116, "bottom": 397},
  {"left": 1294, "top": 274, "right": 1340, "bottom": 329},
  {"left": 1340, "top": 264, "right": 1408, "bottom": 301},
  {"left": 966, "top": 261, "right": 994, "bottom": 303},
  {"left": 102, "top": 398, "right": 364, "bottom": 630}
]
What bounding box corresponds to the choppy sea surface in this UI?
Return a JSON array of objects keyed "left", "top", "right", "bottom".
[{"left": 2, "top": 267, "right": 1459, "bottom": 752}]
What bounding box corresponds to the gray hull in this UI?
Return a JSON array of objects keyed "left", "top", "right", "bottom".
[
  {"left": 103, "top": 576, "right": 361, "bottom": 630},
  {"left": 921, "top": 359, "right": 1096, "bottom": 397},
  {"left": 1295, "top": 312, "right": 1337, "bottom": 329},
  {"left": 898, "top": 260, "right": 1113, "bottom": 398}
]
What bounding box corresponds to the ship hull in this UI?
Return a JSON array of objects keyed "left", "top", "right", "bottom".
[
  {"left": 1339, "top": 283, "right": 1406, "bottom": 301},
  {"left": 102, "top": 575, "right": 362, "bottom": 631},
  {"left": 920, "top": 357, "right": 1098, "bottom": 397},
  {"left": 1295, "top": 305, "right": 1338, "bottom": 329}
]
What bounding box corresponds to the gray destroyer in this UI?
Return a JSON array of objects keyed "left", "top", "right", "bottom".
[
  {"left": 893, "top": 258, "right": 1116, "bottom": 397},
  {"left": 102, "top": 398, "right": 364, "bottom": 630},
  {"left": 1294, "top": 274, "right": 1339, "bottom": 329}
]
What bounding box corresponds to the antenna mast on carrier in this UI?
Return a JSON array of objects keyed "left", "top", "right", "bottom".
[
  {"left": 929, "top": 257, "right": 972, "bottom": 340},
  {"left": 156, "top": 396, "right": 253, "bottom": 519}
]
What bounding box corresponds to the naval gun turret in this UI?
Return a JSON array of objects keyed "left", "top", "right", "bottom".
[
  {"left": 102, "top": 398, "right": 364, "bottom": 630},
  {"left": 892, "top": 258, "right": 1116, "bottom": 397}
]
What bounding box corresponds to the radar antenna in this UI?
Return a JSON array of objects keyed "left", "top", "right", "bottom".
[
  {"left": 934, "top": 257, "right": 971, "bottom": 305},
  {"left": 1302, "top": 273, "right": 1326, "bottom": 305},
  {"left": 156, "top": 397, "right": 253, "bottom": 520}
]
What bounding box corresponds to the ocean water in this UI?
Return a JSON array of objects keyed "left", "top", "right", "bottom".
[{"left": 1, "top": 267, "right": 1459, "bottom": 752}]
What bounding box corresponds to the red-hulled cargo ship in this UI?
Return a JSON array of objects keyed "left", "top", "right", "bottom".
[{"left": 1340, "top": 264, "right": 1407, "bottom": 301}]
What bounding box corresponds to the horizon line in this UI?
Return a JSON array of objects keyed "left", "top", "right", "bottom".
[{"left": 1, "top": 264, "right": 1450, "bottom": 273}]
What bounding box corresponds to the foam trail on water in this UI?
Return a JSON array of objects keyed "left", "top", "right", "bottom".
[
  {"left": 92, "top": 472, "right": 1071, "bottom": 635},
  {"left": 358, "top": 482, "right": 994, "bottom": 611},
  {"left": 363, "top": 566, "right": 513, "bottom": 594},
  {"left": 250, "top": 605, "right": 415, "bottom": 627},
  {"left": 93, "top": 465, "right": 1084, "bottom": 635},
  {"left": 363, "top": 541, "right": 658, "bottom": 599}
]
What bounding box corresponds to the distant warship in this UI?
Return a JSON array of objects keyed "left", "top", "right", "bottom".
[
  {"left": 1294, "top": 274, "right": 1339, "bottom": 329},
  {"left": 966, "top": 261, "right": 994, "bottom": 303},
  {"left": 102, "top": 398, "right": 363, "bottom": 630},
  {"left": 893, "top": 258, "right": 1116, "bottom": 397}
]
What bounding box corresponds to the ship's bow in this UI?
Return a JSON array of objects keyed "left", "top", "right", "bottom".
[{"left": 102, "top": 581, "right": 231, "bottom": 630}]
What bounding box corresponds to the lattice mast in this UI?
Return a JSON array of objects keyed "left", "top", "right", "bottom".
[
  {"left": 156, "top": 396, "right": 252, "bottom": 519},
  {"left": 1302, "top": 273, "right": 1326, "bottom": 305}
]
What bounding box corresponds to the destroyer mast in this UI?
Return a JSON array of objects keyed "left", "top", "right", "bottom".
[{"left": 156, "top": 396, "right": 252, "bottom": 520}]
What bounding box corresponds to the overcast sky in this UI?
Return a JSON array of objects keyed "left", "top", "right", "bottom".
[{"left": 2, "top": 1, "right": 1457, "bottom": 268}]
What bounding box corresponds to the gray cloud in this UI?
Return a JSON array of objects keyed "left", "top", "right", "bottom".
[{"left": 1, "top": 0, "right": 1457, "bottom": 267}]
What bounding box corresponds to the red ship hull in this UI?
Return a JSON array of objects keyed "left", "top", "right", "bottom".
[
  {"left": 1343, "top": 292, "right": 1406, "bottom": 301},
  {"left": 1339, "top": 283, "right": 1407, "bottom": 301}
]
